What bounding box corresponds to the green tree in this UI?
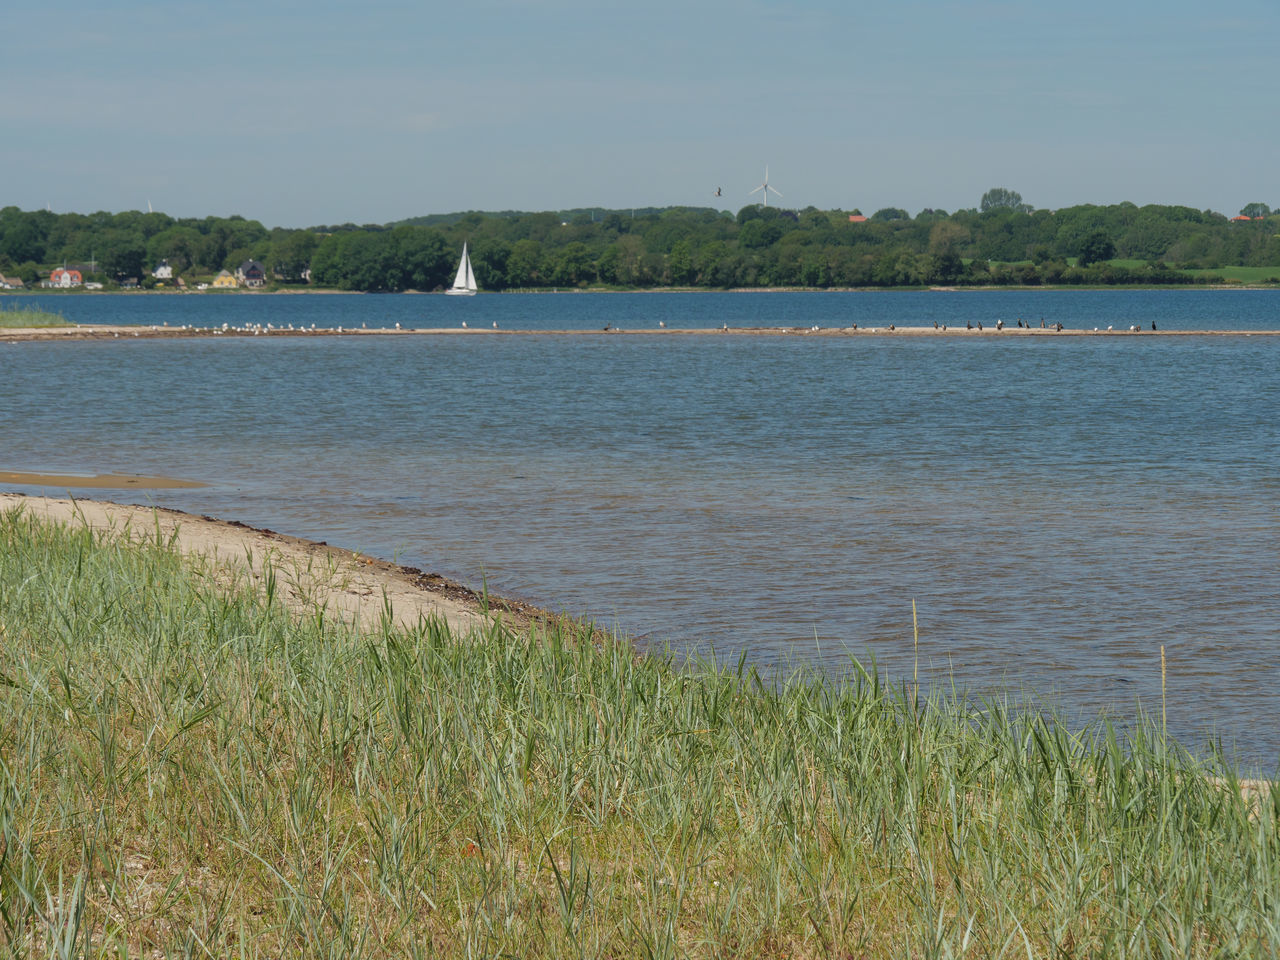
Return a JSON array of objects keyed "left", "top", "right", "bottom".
[
  {"left": 980, "top": 188, "right": 1032, "bottom": 214},
  {"left": 550, "top": 241, "right": 593, "bottom": 285},
  {"left": 0, "top": 208, "right": 46, "bottom": 263},
  {"left": 471, "top": 240, "right": 510, "bottom": 289},
  {"left": 798, "top": 250, "right": 829, "bottom": 287},
  {"left": 1240, "top": 203, "right": 1271, "bottom": 219},
  {"left": 341, "top": 232, "right": 399, "bottom": 291},
  {"left": 505, "top": 239, "right": 544, "bottom": 287},
  {"left": 667, "top": 239, "right": 694, "bottom": 285},
  {"left": 391, "top": 228, "right": 450, "bottom": 290},
  {"left": 611, "top": 236, "right": 646, "bottom": 286},
  {"left": 927, "top": 220, "right": 970, "bottom": 257},
  {"left": 923, "top": 252, "right": 963, "bottom": 284},
  {"left": 147, "top": 225, "right": 204, "bottom": 274},
  {"left": 600, "top": 213, "right": 628, "bottom": 235},
  {"left": 828, "top": 248, "right": 875, "bottom": 286},
  {"left": 269, "top": 230, "right": 319, "bottom": 283},
  {"left": 871, "top": 208, "right": 909, "bottom": 222},
  {"left": 14, "top": 261, "right": 40, "bottom": 286},
  {"left": 595, "top": 244, "right": 620, "bottom": 285},
  {"left": 873, "top": 249, "right": 921, "bottom": 285},
  {"left": 100, "top": 228, "right": 146, "bottom": 279},
  {"left": 1076, "top": 230, "right": 1116, "bottom": 266},
  {"left": 739, "top": 219, "right": 782, "bottom": 248}
]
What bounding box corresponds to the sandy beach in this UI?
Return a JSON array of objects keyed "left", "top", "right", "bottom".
[{"left": 0, "top": 492, "right": 546, "bottom": 637}]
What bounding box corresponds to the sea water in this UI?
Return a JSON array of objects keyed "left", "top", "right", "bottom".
[
  {"left": 14, "top": 287, "right": 1280, "bottom": 332},
  {"left": 4, "top": 291, "right": 1279, "bottom": 764}
]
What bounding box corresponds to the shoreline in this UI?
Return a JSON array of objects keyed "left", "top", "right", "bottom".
[
  {"left": 6, "top": 489, "right": 1274, "bottom": 790},
  {"left": 4, "top": 282, "right": 1279, "bottom": 296},
  {"left": 4, "top": 323, "right": 1280, "bottom": 343},
  {"left": 0, "top": 492, "right": 552, "bottom": 637}
]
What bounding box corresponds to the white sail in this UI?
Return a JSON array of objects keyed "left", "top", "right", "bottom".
[{"left": 446, "top": 243, "right": 477, "bottom": 295}]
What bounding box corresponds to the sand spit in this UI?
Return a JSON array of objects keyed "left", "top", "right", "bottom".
[
  {"left": 0, "top": 493, "right": 546, "bottom": 638},
  {"left": 0, "top": 470, "right": 205, "bottom": 489},
  {"left": 3, "top": 324, "right": 1279, "bottom": 343}
]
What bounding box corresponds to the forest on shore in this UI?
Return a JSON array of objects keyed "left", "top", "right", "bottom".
[{"left": 3, "top": 190, "right": 1279, "bottom": 292}]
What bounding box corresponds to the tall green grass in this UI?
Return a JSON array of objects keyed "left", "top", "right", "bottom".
[
  {"left": 0, "top": 301, "right": 71, "bottom": 328},
  {"left": 2, "top": 504, "right": 1278, "bottom": 957}
]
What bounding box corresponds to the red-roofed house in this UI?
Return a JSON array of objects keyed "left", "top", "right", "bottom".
[
  {"left": 848, "top": 214, "right": 868, "bottom": 223},
  {"left": 1231, "top": 215, "right": 1253, "bottom": 222},
  {"left": 47, "top": 268, "right": 83, "bottom": 288}
]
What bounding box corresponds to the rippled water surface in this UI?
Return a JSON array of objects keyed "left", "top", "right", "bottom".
[
  {"left": 15, "top": 287, "right": 1280, "bottom": 332},
  {"left": 4, "top": 291, "right": 1279, "bottom": 764}
]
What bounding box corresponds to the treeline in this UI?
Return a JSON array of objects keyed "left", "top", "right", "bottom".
[
  {"left": 0, "top": 208, "right": 317, "bottom": 286},
  {"left": 3, "top": 193, "right": 1279, "bottom": 291}
]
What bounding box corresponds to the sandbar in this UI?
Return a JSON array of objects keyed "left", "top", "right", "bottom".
[
  {"left": 3, "top": 324, "right": 1280, "bottom": 343},
  {"left": 0, "top": 469, "right": 206, "bottom": 489}
]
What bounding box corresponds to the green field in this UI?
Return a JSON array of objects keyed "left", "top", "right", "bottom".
[
  {"left": 1104, "top": 261, "right": 1280, "bottom": 283},
  {"left": 2, "top": 506, "right": 1279, "bottom": 957},
  {"left": 1184, "top": 265, "right": 1280, "bottom": 284}
]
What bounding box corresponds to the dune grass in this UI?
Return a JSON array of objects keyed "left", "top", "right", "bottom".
[
  {"left": 0, "top": 301, "right": 72, "bottom": 328},
  {"left": 1, "top": 504, "right": 1278, "bottom": 957}
]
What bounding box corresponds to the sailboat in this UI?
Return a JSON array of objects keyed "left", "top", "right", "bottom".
[{"left": 446, "top": 243, "right": 477, "bottom": 296}]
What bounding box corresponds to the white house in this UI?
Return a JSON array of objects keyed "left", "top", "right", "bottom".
[
  {"left": 152, "top": 259, "right": 173, "bottom": 280},
  {"left": 46, "top": 268, "right": 83, "bottom": 288}
]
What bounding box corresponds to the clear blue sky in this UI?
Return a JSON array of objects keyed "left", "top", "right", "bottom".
[{"left": 4, "top": 0, "right": 1275, "bottom": 228}]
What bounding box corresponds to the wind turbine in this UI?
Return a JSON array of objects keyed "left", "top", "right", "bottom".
[{"left": 749, "top": 166, "right": 783, "bottom": 207}]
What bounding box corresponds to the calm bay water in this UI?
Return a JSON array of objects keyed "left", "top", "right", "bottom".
[
  {"left": 4, "top": 291, "right": 1279, "bottom": 764},
  {"left": 14, "top": 287, "right": 1280, "bottom": 332}
]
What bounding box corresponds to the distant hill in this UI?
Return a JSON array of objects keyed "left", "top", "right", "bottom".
[
  {"left": 6, "top": 200, "right": 1277, "bottom": 293},
  {"left": 385, "top": 207, "right": 715, "bottom": 229}
]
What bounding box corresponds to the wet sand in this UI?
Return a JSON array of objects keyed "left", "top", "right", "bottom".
[
  {"left": 0, "top": 470, "right": 205, "bottom": 489},
  {"left": 3, "top": 323, "right": 1279, "bottom": 342}
]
